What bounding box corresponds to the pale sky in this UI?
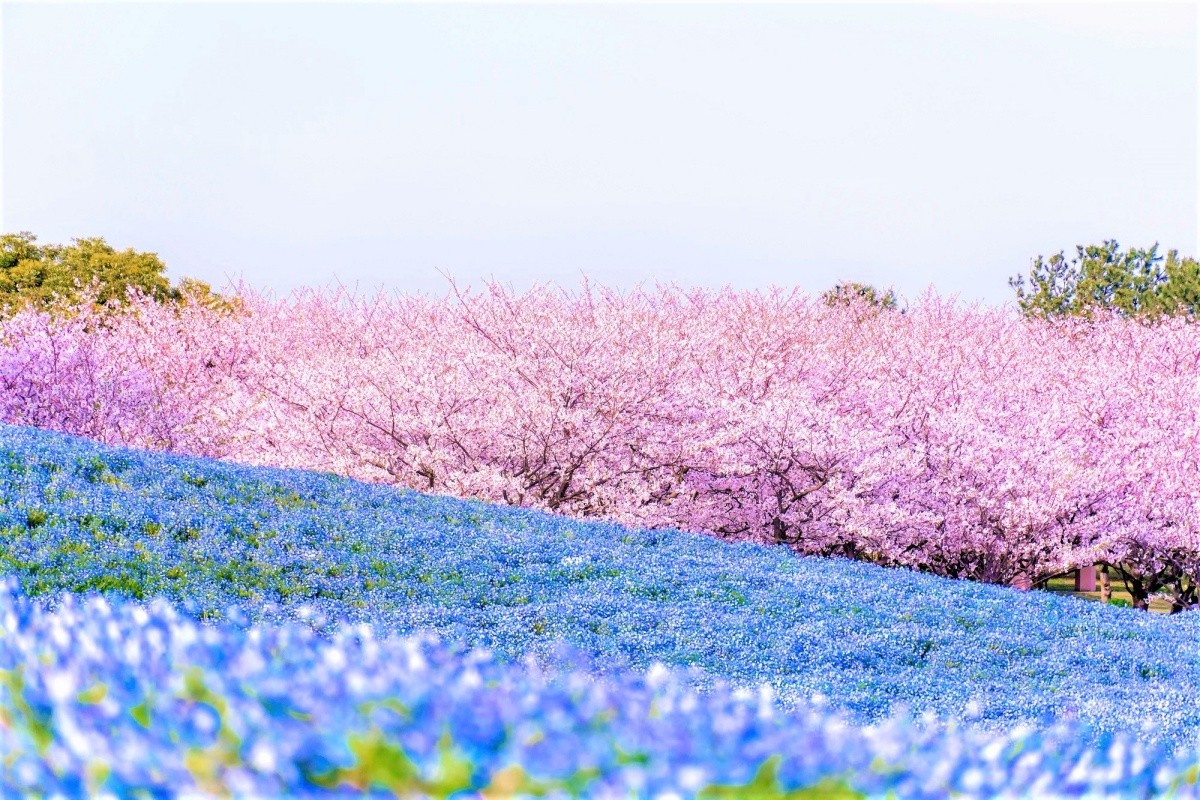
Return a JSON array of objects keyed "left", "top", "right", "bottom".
[{"left": 2, "top": 2, "right": 1196, "bottom": 305}]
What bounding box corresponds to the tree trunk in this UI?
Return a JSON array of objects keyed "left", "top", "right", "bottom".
[
  {"left": 1169, "top": 581, "right": 1197, "bottom": 614},
  {"left": 1099, "top": 565, "right": 1111, "bottom": 603},
  {"left": 1126, "top": 573, "right": 1151, "bottom": 611}
]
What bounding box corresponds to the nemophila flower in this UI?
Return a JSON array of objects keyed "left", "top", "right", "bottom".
[
  {"left": 2, "top": 583, "right": 1196, "bottom": 798},
  {"left": 3, "top": 425, "right": 1200, "bottom": 796}
]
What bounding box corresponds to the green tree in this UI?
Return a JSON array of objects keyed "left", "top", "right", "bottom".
[
  {"left": 0, "top": 231, "right": 219, "bottom": 313},
  {"left": 821, "top": 281, "right": 900, "bottom": 311},
  {"left": 1010, "top": 240, "right": 1200, "bottom": 320},
  {"left": 1156, "top": 248, "right": 1200, "bottom": 317}
]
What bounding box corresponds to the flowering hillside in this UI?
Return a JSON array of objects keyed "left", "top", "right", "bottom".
[
  {"left": 3, "top": 284, "right": 1199, "bottom": 611},
  {"left": 2, "top": 423, "right": 1199, "bottom": 796}
]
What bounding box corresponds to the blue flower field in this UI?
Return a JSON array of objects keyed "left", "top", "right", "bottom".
[{"left": 2, "top": 423, "right": 1199, "bottom": 797}]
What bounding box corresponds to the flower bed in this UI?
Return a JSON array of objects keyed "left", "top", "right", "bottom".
[
  {"left": 2, "top": 423, "right": 1200, "bottom": 796},
  {"left": 4, "top": 586, "right": 1195, "bottom": 798}
]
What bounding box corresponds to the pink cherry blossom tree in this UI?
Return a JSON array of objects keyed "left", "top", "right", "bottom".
[{"left": 3, "top": 279, "right": 1199, "bottom": 610}]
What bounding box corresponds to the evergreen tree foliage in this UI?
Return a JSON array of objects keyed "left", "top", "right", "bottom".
[{"left": 1010, "top": 240, "right": 1200, "bottom": 319}]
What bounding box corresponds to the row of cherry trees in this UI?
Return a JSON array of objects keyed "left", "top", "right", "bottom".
[{"left": 2, "top": 284, "right": 1197, "bottom": 611}]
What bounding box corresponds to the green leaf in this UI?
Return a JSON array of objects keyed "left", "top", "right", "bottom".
[
  {"left": 699, "top": 755, "right": 865, "bottom": 800},
  {"left": 77, "top": 682, "right": 108, "bottom": 704},
  {"left": 130, "top": 699, "right": 152, "bottom": 729}
]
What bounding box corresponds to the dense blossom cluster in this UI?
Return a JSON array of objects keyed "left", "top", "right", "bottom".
[
  {"left": 3, "top": 424, "right": 1200, "bottom": 779},
  {"left": 3, "top": 284, "right": 1199, "bottom": 608},
  {"left": 5, "top": 583, "right": 1198, "bottom": 798}
]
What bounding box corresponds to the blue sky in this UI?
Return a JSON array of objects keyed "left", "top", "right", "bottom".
[{"left": 2, "top": 2, "right": 1196, "bottom": 306}]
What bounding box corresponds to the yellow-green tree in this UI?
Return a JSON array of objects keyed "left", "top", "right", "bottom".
[{"left": 0, "top": 231, "right": 219, "bottom": 313}]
